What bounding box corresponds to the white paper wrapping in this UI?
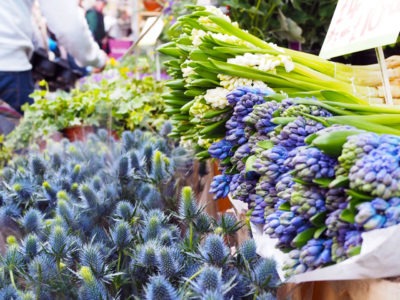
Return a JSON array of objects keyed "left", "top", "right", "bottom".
[{"left": 250, "top": 222, "right": 400, "bottom": 283}]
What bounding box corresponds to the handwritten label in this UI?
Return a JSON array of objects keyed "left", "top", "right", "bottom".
[{"left": 320, "top": 0, "right": 400, "bottom": 59}]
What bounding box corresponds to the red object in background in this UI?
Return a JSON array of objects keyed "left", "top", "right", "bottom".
[
  {"left": 143, "top": 0, "right": 165, "bottom": 12},
  {"left": 108, "top": 39, "right": 133, "bottom": 60},
  {"left": 63, "top": 126, "right": 95, "bottom": 142}
]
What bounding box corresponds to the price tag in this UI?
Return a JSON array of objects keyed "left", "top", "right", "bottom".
[{"left": 320, "top": 0, "right": 400, "bottom": 59}]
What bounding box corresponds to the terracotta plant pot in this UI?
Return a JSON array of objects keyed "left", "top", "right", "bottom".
[
  {"left": 143, "top": 0, "right": 164, "bottom": 11},
  {"left": 63, "top": 126, "right": 94, "bottom": 142}
]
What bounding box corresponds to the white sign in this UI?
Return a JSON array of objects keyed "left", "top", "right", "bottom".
[{"left": 320, "top": 0, "right": 400, "bottom": 59}]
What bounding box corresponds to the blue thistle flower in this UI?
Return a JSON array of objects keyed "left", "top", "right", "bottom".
[
  {"left": 21, "top": 234, "right": 40, "bottom": 260},
  {"left": 151, "top": 150, "right": 168, "bottom": 182},
  {"left": 50, "top": 153, "right": 62, "bottom": 171},
  {"left": 114, "top": 201, "right": 134, "bottom": 221},
  {"left": 239, "top": 239, "right": 258, "bottom": 262},
  {"left": 210, "top": 174, "right": 231, "bottom": 200},
  {"left": 216, "top": 213, "right": 240, "bottom": 236},
  {"left": 21, "top": 208, "right": 43, "bottom": 234},
  {"left": 118, "top": 155, "right": 130, "bottom": 182},
  {"left": 128, "top": 150, "right": 142, "bottom": 171},
  {"left": 42, "top": 181, "right": 57, "bottom": 203},
  {"left": 223, "top": 267, "right": 251, "bottom": 299},
  {"left": 0, "top": 285, "right": 21, "bottom": 300},
  {"left": 199, "top": 234, "right": 230, "bottom": 266},
  {"left": 122, "top": 131, "right": 137, "bottom": 151},
  {"left": 142, "top": 214, "right": 162, "bottom": 242},
  {"left": 208, "top": 139, "right": 233, "bottom": 160},
  {"left": 80, "top": 184, "right": 99, "bottom": 208},
  {"left": 194, "top": 212, "right": 212, "bottom": 234},
  {"left": 28, "top": 254, "right": 57, "bottom": 283},
  {"left": 160, "top": 121, "right": 173, "bottom": 137},
  {"left": 56, "top": 199, "right": 74, "bottom": 225},
  {"left": 144, "top": 275, "right": 179, "bottom": 300},
  {"left": 49, "top": 225, "right": 70, "bottom": 258},
  {"left": 256, "top": 292, "right": 277, "bottom": 300},
  {"left": 252, "top": 257, "right": 280, "bottom": 289},
  {"left": 192, "top": 266, "right": 224, "bottom": 294},
  {"left": 30, "top": 155, "right": 47, "bottom": 178},
  {"left": 111, "top": 221, "right": 132, "bottom": 249},
  {"left": 178, "top": 186, "right": 200, "bottom": 221},
  {"left": 79, "top": 266, "right": 108, "bottom": 300},
  {"left": 136, "top": 241, "right": 160, "bottom": 268},
  {"left": 80, "top": 243, "right": 105, "bottom": 275},
  {"left": 12, "top": 179, "right": 35, "bottom": 200},
  {"left": 157, "top": 247, "right": 182, "bottom": 278}
]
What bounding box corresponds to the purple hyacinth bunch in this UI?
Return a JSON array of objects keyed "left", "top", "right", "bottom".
[
  {"left": 208, "top": 139, "right": 234, "bottom": 160},
  {"left": 230, "top": 172, "right": 258, "bottom": 204},
  {"left": 244, "top": 101, "right": 281, "bottom": 135},
  {"left": 231, "top": 143, "right": 252, "bottom": 172},
  {"left": 285, "top": 147, "right": 337, "bottom": 183},
  {"left": 299, "top": 239, "right": 333, "bottom": 270},
  {"left": 290, "top": 183, "right": 327, "bottom": 218},
  {"left": 349, "top": 148, "right": 400, "bottom": 199},
  {"left": 264, "top": 210, "right": 310, "bottom": 249},
  {"left": 325, "top": 187, "right": 348, "bottom": 211},
  {"left": 253, "top": 146, "right": 289, "bottom": 183},
  {"left": 209, "top": 174, "right": 232, "bottom": 200},
  {"left": 271, "top": 117, "right": 325, "bottom": 150}
]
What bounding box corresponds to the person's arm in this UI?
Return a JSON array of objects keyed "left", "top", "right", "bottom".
[
  {"left": 38, "top": 0, "right": 107, "bottom": 69},
  {"left": 85, "top": 9, "right": 98, "bottom": 39}
]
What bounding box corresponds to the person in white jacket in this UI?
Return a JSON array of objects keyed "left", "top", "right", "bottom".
[{"left": 0, "top": 0, "right": 108, "bottom": 113}]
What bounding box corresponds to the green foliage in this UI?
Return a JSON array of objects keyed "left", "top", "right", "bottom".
[
  {"left": 4, "top": 68, "right": 168, "bottom": 153},
  {"left": 221, "top": 0, "right": 337, "bottom": 51}
]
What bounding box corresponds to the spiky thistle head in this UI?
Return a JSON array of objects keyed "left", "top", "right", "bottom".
[
  {"left": 30, "top": 155, "right": 47, "bottom": 178},
  {"left": 238, "top": 239, "right": 258, "bottom": 262},
  {"left": 142, "top": 214, "right": 162, "bottom": 242},
  {"left": 178, "top": 186, "right": 200, "bottom": 221},
  {"left": 191, "top": 266, "right": 224, "bottom": 295},
  {"left": 48, "top": 225, "right": 70, "bottom": 258},
  {"left": 42, "top": 181, "right": 57, "bottom": 202},
  {"left": 0, "top": 285, "right": 20, "bottom": 300},
  {"left": 252, "top": 258, "right": 280, "bottom": 290},
  {"left": 79, "top": 243, "right": 105, "bottom": 276},
  {"left": 21, "top": 208, "right": 43, "bottom": 234},
  {"left": 71, "top": 164, "right": 82, "bottom": 182},
  {"left": 223, "top": 267, "right": 251, "bottom": 299},
  {"left": 1, "top": 167, "right": 14, "bottom": 183},
  {"left": 80, "top": 184, "right": 99, "bottom": 208},
  {"left": 215, "top": 213, "right": 241, "bottom": 236},
  {"left": 28, "top": 254, "right": 57, "bottom": 283},
  {"left": 194, "top": 212, "right": 212, "bottom": 234},
  {"left": 12, "top": 179, "right": 35, "bottom": 200},
  {"left": 199, "top": 234, "right": 230, "bottom": 266},
  {"left": 56, "top": 199, "right": 74, "bottom": 224},
  {"left": 117, "top": 155, "right": 130, "bottom": 182},
  {"left": 114, "top": 201, "right": 134, "bottom": 221},
  {"left": 151, "top": 150, "right": 167, "bottom": 182},
  {"left": 129, "top": 150, "right": 141, "bottom": 171},
  {"left": 144, "top": 275, "right": 179, "bottom": 300},
  {"left": 256, "top": 292, "right": 277, "bottom": 300},
  {"left": 111, "top": 221, "right": 132, "bottom": 249},
  {"left": 1, "top": 245, "right": 24, "bottom": 273},
  {"left": 160, "top": 121, "right": 173, "bottom": 137},
  {"left": 90, "top": 176, "right": 103, "bottom": 192},
  {"left": 51, "top": 153, "right": 62, "bottom": 171},
  {"left": 122, "top": 131, "right": 137, "bottom": 151},
  {"left": 136, "top": 241, "right": 160, "bottom": 268},
  {"left": 78, "top": 266, "right": 108, "bottom": 300},
  {"left": 157, "top": 247, "right": 183, "bottom": 279},
  {"left": 143, "top": 143, "right": 154, "bottom": 173},
  {"left": 21, "top": 234, "right": 40, "bottom": 260}
]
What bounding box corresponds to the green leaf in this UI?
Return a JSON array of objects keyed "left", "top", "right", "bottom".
[
  {"left": 256, "top": 140, "right": 274, "bottom": 150},
  {"left": 293, "top": 177, "right": 309, "bottom": 185},
  {"left": 313, "top": 178, "right": 333, "bottom": 188},
  {"left": 245, "top": 155, "right": 257, "bottom": 173},
  {"left": 293, "top": 228, "right": 316, "bottom": 248},
  {"left": 329, "top": 176, "right": 349, "bottom": 188},
  {"left": 347, "top": 189, "right": 374, "bottom": 201},
  {"left": 347, "top": 246, "right": 361, "bottom": 257},
  {"left": 314, "top": 226, "right": 327, "bottom": 239},
  {"left": 340, "top": 209, "right": 355, "bottom": 224},
  {"left": 279, "top": 201, "right": 291, "bottom": 211},
  {"left": 310, "top": 212, "right": 327, "bottom": 227}
]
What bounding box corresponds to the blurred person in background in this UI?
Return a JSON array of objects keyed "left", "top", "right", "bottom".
[
  {"left": 86, "top": 0, "right": 110, "bottom": 54},
  {"left": 0, "top": 0, "right": 108, "bottom": 114}
]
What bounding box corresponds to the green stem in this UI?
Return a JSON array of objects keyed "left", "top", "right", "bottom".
[
  {"left": 117, "top": 250, "right": 122, "bottom": 272},
  {"left": 189, "top": 222, "right": 194, "bottom": 251},
  {"left": 9, "top": 269, "right": 16, "bottom": 289}
]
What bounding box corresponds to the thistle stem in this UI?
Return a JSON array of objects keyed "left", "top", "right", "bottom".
[
  {"left": 9, "top": 270, "right": 16, "bottom": 289},
  {"left": 189, "top": 222, "right": 194, "bottom": 251}
]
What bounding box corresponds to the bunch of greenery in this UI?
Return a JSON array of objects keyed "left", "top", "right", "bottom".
[
  {"left": 0, "top": 127, "right": 280, "bottom": 299},
  {"left": 4, "top": 65, "right": 168, "bottom": 153},
  {"left": 220, "top": 0, "right": 337, "bottom": 51}
]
